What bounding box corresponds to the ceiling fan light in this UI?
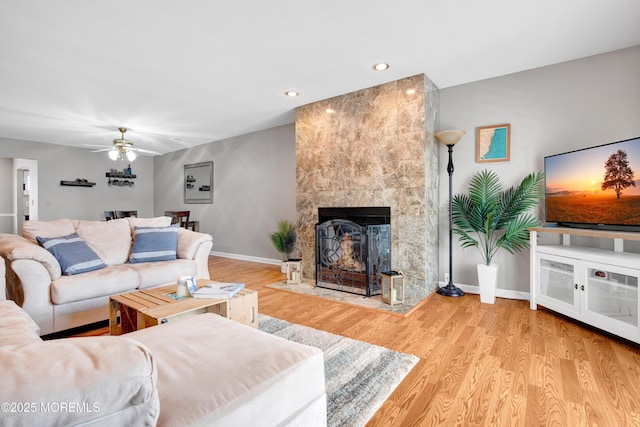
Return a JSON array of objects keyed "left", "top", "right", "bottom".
[
  {"left": 126, "top": 150, "right": 137, "bottom": 161},
  {"left": 108, "top": 149, "right": 119, "bottom": 161}
]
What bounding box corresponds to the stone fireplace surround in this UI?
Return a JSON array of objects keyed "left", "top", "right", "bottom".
[{"left": 295, "top": 74, "right": 440, "bottom": 302}]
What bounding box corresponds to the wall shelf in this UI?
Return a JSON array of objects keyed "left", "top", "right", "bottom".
[
  {"left": 105, "top": 172, "right": 136, "bottom": 178},
  {"left": 60, "top": 180, "right": 95, "bottom": 187}
]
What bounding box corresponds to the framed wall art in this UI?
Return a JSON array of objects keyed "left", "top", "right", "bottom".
[
  {"left": 476, "top": 124, "right": 510, "bottom": 163},
  {"left": 184, "top": 161, "right": 213, "bottom": 204}
]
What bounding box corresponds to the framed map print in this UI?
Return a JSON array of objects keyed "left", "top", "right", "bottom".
[{"left": 476, "top": 124, "right": 510, "bottom": 163}]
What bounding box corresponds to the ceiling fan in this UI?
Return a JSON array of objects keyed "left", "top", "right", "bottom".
[{"left": 86, "top": 127, "right": 161, "bottom": 161}]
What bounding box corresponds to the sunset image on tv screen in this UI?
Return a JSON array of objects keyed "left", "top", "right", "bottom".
[{"left": 545, "top": 137, "right": 640, "bottom": 226}]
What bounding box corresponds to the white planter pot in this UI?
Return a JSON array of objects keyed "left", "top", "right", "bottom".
[
  {"left": 281, "top": 261, "right": 287, "bottom": 273},
  {"left": 477, "top": 263, "right": 498, "bottom": 304}
]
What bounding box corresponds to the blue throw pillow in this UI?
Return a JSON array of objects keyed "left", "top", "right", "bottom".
[
  {"left": 36, "top": 233, "right": 107, "bottom": 275},
  {"left": 129, "top": 224, "right": 179, "bottom": 263}
]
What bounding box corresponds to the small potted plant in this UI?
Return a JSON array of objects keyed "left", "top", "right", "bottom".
[
  {"left": 269, "top": 220, "right": 298, "bottom": 272},
  {"left": 452, "top": 169, "right": 545, "bottom": 303}
]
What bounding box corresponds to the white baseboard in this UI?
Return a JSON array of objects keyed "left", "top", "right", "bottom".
[
  {"left": 441, "top": 282, "right": 530, "bottom": 301},
  {"left": 212, "top": 251, "right": 282, "bottom": 266}
]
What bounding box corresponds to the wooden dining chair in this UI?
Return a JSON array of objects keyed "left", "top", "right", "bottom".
[
  {"left": 104, "top": 211, "right": 116, "bottom": 221},
  {"left": 115, "top": 210, "right": 138, "bottom": 219},
  {"left": 164, "top": 211, "right": 191, "bottom": 229}
]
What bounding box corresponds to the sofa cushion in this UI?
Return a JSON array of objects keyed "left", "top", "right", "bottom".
[
  {"left": 36, "top": 233, "right": 107, "bottom": 276},
  {"left": 127, "top": 216, "right": 172, "bottom": 231},
  {"left": 76, "top": 218, "right": 132, "bottom": 265},
  {"left": 0, "top": 300, "right": 41, "bottom": 347},
  {"left": 128, "top": 313, "right": 326, "bottom": 427},
  {"left": 129, "top": 224, "right": 179, "bottom": 264},
  {"left": 51, "top": 265, "right": 139, "bottom": 305},
  {"left": 22, "top": 218, "right": 76, "bottom": 244},
  {"left": 0, "top": 336, "right": 159, "bottom": 427},
  {"left": 129, "top": 259, "right": 197, "bottom": 290}
]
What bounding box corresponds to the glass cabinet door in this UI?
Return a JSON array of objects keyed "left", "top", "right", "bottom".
[
  {"left": 583, "top": 263, "right": 639, "bottom": 336},
  {"left": 536, "top": 254, "right": 580, "bottom": 315}
]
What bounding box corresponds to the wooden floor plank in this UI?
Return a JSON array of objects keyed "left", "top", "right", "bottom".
[{"left": 74, "top": 256, "right": 640, "bottom": 426}]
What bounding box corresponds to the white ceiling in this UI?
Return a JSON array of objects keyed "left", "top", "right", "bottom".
[{"left": 1, "top": 0, "right": 639, "bottom": 155}]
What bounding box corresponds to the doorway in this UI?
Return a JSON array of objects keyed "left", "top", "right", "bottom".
[
  {"left": 16, "top": 169, "right": 30, "bottom": 233},
  {"left": 6, "top": 158, "right": 38, "bottom": 235}
]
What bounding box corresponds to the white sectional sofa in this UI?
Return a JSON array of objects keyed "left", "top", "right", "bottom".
[
  {"left": 0, "top": 299, "right": 327, "bottom": 426},
  {"left": 0, "top": 217, "right": 213, "bottom": 335}
]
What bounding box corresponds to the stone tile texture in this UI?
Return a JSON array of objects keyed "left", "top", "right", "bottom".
[{"left": 296, "top": 74, "right": 440, "bottom": 300}]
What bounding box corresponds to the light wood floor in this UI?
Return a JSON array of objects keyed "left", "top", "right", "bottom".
[
  {"left": 91, "top": 256, "right": 640, "bottom": 426},
  {"left": 214, "top": 257, "right": 640, "bottom": 427}
]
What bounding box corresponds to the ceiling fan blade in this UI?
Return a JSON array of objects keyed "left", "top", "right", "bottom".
[
  {"left": 84, "top": 130, "right": 162, "bottom": 156},
  {"left": 84, "top": 144, "right": 113, "bottom": 149},
  {"left": 132, "top": 147, "right": 162, "bottom": 156}
]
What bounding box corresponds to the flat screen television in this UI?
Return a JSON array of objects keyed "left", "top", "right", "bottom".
[{"left": 544, "top": 136, "right": 640, "bottom": 232}]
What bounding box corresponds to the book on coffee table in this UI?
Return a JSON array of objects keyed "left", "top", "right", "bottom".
[{"left": 192, "top": 282, "right": 245, "bottom": 299}]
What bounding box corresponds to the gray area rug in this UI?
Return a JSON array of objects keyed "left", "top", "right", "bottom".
[{"left": 259, "top": 314, "right": 419, "bottom": 427}]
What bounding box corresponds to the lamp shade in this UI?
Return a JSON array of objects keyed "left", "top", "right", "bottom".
[
  {"left": 126, "top": 150, "right": 137, "bottom": 161},
  {"left": 108, "top": 149, "right": 119, "bottom": 161},
  {"left": 435, "top": 130, "right": 465, "bottom": 146}
]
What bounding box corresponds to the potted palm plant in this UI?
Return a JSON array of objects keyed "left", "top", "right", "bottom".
[
  {"left": 452, "top": 169, "right": 545, "bottom": 303},
  {"left": 269, "top": 220, "right": 297, "bottom": 272}
]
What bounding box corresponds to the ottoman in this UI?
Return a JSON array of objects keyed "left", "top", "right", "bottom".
[{"left": 127, "top": 313, "right": 327, "bottom": 426}]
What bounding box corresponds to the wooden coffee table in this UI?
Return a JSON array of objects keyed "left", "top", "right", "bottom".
[{"left": 109, "top": 279, "right": 258, "bottom": 335}]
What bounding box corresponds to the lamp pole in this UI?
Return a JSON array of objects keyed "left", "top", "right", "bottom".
[{"left": 435, "top": 130, "right": 465, "bottom": 297}]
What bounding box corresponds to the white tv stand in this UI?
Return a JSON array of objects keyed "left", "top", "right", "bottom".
[{"left": 529, "top": 226, "right": 640, "bottom": 344}]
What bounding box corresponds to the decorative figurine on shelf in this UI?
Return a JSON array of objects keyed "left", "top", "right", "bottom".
[{"left": 124, "top": 164, "right": 132, "bottom": 175}]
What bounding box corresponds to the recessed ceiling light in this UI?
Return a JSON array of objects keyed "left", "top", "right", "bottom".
[
  {"left": 285, "top": 91, "right": 299, "bottom": 97},
  {"left": 326, "top": 108, "right": 335, "bottom": 113},
  {"left": 373, "top": 63, "right": 389, "bottom": 71},
  {"left": 406, "top": 89, "right": 416, "bottom": 95}
]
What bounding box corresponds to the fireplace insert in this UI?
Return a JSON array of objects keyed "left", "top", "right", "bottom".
[{"left": 315, "top": 207, "right": 391, "bottom": 296}]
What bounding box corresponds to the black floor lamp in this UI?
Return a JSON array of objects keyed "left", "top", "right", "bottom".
[{"left": 435, "top": 130, "right": 465, "bottom": 297}]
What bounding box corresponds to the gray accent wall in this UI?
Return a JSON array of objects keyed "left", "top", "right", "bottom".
[
  {"left": 0, "top": 46, "right": 638, "bottom": 291},
  {"left": 153, "top": 124, "right": 296, "bottom": 262},
  {"left": 0, "top": 137, "right": 154, "bottom": 223},
  {"left": 438, "top": 45, "right": 640, "bottom": 293}
]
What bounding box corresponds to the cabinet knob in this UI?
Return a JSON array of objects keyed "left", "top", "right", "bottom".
[
  {"left": 581, "top": 285, "right": 585, "bottom": 291},
  {"left": 574, "top": 284, "right": 578, "bottom": 289}
]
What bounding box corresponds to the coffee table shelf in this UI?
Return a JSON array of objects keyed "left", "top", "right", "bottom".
[{"left": 109, "top": 279, "right": 258, "bottom": 335}]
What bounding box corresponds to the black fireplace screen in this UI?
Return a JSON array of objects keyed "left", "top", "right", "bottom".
[{"left": 315, "top": 219, "right": 390, "bottom": 296}]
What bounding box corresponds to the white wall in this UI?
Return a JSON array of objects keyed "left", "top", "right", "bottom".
[
  {"left": 438, "top": 46, "right": 640, "bottom": 294},
  {"left": 153, "top": 124, "right": 296, "bottom": 263}
]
